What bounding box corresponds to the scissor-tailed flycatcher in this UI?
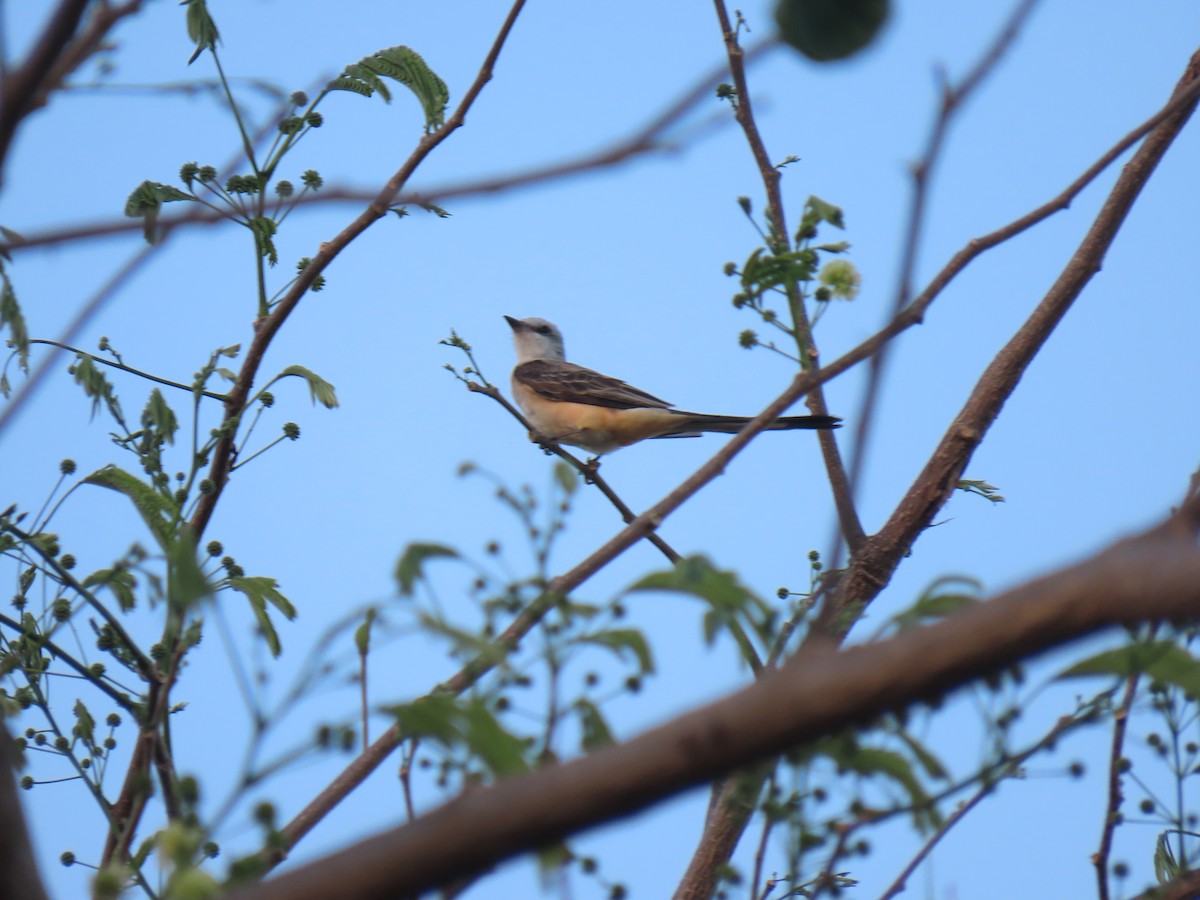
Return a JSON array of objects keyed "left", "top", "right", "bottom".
[{"left": 505, "top": 315, "right": 840, "bottom": 456}]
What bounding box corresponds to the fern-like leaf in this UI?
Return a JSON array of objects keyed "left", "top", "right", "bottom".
[{"left": 328, "top": 46, "right": 449, "bottom": 132}]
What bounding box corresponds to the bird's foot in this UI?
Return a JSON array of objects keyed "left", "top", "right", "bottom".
[{"left": 582, "top": 457, "right": 601, "bottom": 483}]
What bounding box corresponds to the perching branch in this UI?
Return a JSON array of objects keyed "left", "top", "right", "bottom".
[{"left": 466, "top": 380, "right": 682, "bottom": 565}]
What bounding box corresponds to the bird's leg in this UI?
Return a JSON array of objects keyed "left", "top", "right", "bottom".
[{"left": 581, "top": 456, "right": 602, "bottom": 483}]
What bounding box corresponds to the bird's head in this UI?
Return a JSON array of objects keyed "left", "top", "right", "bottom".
[{"left": 505, "top": 315, "right": 566, "bottom": 363}]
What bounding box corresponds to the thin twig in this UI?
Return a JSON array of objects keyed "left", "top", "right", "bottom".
[
  {"left": 26, "top": 339, "right": 230, "bottom": 402},
  {"left": 1092, "top": 631, "right": 1155, "bottom": 900}
]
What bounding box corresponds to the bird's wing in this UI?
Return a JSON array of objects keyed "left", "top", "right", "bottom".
[{"left": 514, "top": 359, "right": 672, "bottom": 409}]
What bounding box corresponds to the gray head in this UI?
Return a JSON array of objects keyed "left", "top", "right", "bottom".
[{"left": 505, "top": 315, "right": 566, "bottom": 363}]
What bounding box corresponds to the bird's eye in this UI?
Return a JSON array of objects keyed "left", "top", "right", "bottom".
[{"left": 536, "top": 326, "right": 551, "bottom": 335}]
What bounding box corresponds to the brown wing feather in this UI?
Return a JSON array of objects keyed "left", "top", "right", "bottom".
[{"left": 514, "top": 359, "right": 672, "bottom": 409}]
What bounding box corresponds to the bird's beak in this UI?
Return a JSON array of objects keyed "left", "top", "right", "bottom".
[{"left": 503, "top": 315, "right": 523, "bottom": 332}]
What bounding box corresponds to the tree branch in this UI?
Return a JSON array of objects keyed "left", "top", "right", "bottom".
[{"left": 0, "top": 719, "right": 50, "bottom": 900}]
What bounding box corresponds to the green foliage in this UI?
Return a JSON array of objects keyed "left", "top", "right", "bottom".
[
  {"left": 70, "top": 355, "right": 124, "bottom": 424},
  {"left": 390, "top": 694, "right": 531, "bottom": 779},
  {"left": 395, "top": 543, "right": 459, "bottom": 597},
  {"left": 181, "top": 0, "right": 221, "bottom": 64},
  {"left": 0, "top": 272, "right": 29, "bottom": 378},
  {"left": 884, "top": 575, "right": 982, "bottom": 634},
  {"left": 82, "top": 568, "right": 138, "bottom": 612},
  {"left": 575, "top": 698, "right": 615, "bottom": 752},
  {"left": 577, "top": 629, "right": 655, "bottom": 676},
  {"left": 227, "top": 576, "right": 297, "bottom": 657},
  {"left": 327, "top": 46, "right": 450, "bottom": 132},
  {"left": 629, "top": 556, "right": 773, "bottom": 667},
  {"left": 271, "top": 365, "right": 339, "bottom": 409},
  {"left": 82, "top": 466, "right": 177, "bottom": 550},
  {"left": 775, "top": 0, "right": 890, "bottom": 62},
  {"left": 1059, "top": 640, "right": 1200, "bottom": 698},
  {"left": 124, "top": 180, "right": 194, "bottom": 243}
]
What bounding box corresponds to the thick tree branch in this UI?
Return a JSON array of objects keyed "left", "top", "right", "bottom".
[
  {"left": 232, "top": 496, "right": 1200, "bottom": 900},
  {"left": 0, "top": 719, "right": 49, "bottom": 900}
]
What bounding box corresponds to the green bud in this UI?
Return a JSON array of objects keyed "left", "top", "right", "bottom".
[
  {"left": 180, "top": 162, "right": 199, "bottom": 186},
  {"left": 283, "top": 423, "right": 300, "bottom": 440},
  {"left": 60, "top": 851, "right": 75, "bottom": 866},
  {"left": 60, "top": 459, "right": 76, "bottom": 475},
  {"left": 301, "top": 169, "right": 323, "bottom": 190},
  {"left": 274, "top": 180, "right": 294, "bottom": 198},
  {"left": 106, "top": 713, "right": 121, "bottom": 727},
  {"left": 305, "top": 111, "right": 324, "bottom": 128},
  {"left": 738, "top": 329, "right": 758, "bottom": 349},
  {"left": 290, "top": 91, "right": 309, "bottom": 107},
  {"left": 206, "top": 541, "right": 223, "bottom": 557}
]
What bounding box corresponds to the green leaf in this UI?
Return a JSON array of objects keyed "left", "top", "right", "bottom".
[
  {"left": 630, "top": 556, "right": 771, "bottom": 646},
  {"left": 1155, "top": 831, "right": 1180, "bottom": 883},
  {"left": 803, "top": 195, "right": 845, "bottom": 229},
  {"left": 18, "top": 566, "right": 35, "bottom": 596},
  {"left": 124, "top": 180, "right": 194, "bottom": 243},
  {"left": 575, "top": 698, "right": 615, "bottom": 752},
  {"left": 228, "top": 576, "right": 297, "bottom": 657},
  {"left": 390, "top": 695, "right": 530, "bottom": 779},
  {"left": 553, "top": 461, "right": 578, "bottom": 497},
  {"left": 1059, "top": 641, "right": 1200, "bottom": 698},
  {"left": 889, "top": 575, "right": 981, "bottom": 632},
  {"left": 73, "top": 699, "right": 96, "bottom": 746},
  {"left": 0, "top": 273, "right": 29, "bottom": 373},
  {"left": 820, "top": 737, "right": 941, "bottom": 833},
  {"left": 355, "top": 608, "right": 377, "bottom": 656},
  {"left": 275, "top": 364, "right": 339, "bottom": 408},
  {"left": 578, "top": 628, "right": 655, "bottom": 675},
  {"left": 167, "top": 532, "right": 211, "bottom": 612},
  {"left": 141, "top": 389, "right": 179, "bottom": 446},
  {"left": 775, "top": 0, "right": 890, "bottom": 62},
  {"left": 327, "top": 46, "right": 450, "bottom": 132},
  {"left": 249, "top": 216, "right": 279, "bottom": 266},
  {"left": 892, "top": 728, "right": 949, "bottom": 781},
  {"left": 82, "top": 466, "right": 177, "bottom": 550},
  {"left": 82, "top": 568, "right": 138, "bottom": 612},
  {"left": 630, "top": 556, "right": 759, "bottom": 613},
  {"left": 72, "top": 355, "right": 124, "bottom": 423},
  {"left": 395, "top": 543, "right": 458, "bottom": 596},
  {"left": 418, "top": 612, "right": 508, "bottom": 667},
  {"left": 181, "top": 0, "right": 220, "bottom": 64}
]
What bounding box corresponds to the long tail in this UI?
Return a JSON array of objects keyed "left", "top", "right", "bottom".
[{"left": 658, "top": 411, "right": 841, "bottom": 438}]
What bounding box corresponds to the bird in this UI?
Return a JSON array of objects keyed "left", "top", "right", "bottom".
[{"left": 504, "top": 315, "right": 840, "bottom": 457}]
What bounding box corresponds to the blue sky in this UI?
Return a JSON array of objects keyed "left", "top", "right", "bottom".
[{"left": 2, "top": 2, "right": 1199, "bottom": 898}]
